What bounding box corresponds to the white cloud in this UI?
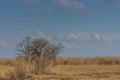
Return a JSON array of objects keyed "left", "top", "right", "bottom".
[
  {"left": 24, "top": 0, "right": 40, "bottom": 4},
  {"left": 66, "top": 32, "right": 91, "bottom": 40},
  {"left": 0, "top": 39, "right": 8, "bottom": 48},
  {"left": 103, "top": 0, "right": 120, "bottom": 3},
  {"left": 0, "top": 17, "right": 42, "bottom": 21},
  {"left": 61, "top": 41, "right": 74, "bottom": 48},
  {"left": 0, "top": 0, "right": 41, "bottom": 4},
  {"left": 58, "top": 35, "right": 64, "bottom": 40},
  {"left": 80, "top": 32, "right": 91, "bottom": 40},
  {"left": 56, "top": 32, "right": 120, "bottom": 41},
  {"left": 52, "top": 0, "right": 86, "bottom": 10},
  {"left": 54, "top": 32, "right": 120, "bottom": 50},
  {"left": 67, "top": 33, "right": 79, "bottom": 40},
  {"left": 114, "top": 34, "right": 120, "bottom": 40},
  {"left": 92, "top": 32, "right": 101, "bottom": 40},
  {"left": 34, "top": 32, "right": 120, "bottom": 51},
  {"left": 37, "top": 31, "right": 52, "bottom": 40},
  {"left": 101, "top": 34, "right": 115, "bottom": 41}
]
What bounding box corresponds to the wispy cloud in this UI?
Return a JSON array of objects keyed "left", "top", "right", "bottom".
[
  {"left": 57, "top": 32, "right": 120, "bottom": 41},
  {"left": 18, "top": 31, "right": 118, "bottom": 56},
  {"left": 23, "top": 0, "right": 41, "bottom": 4},
  {"left": 92, "top": 33, "right": 101, "bottom": 40},
  {"left": 0, "top": 0, "right": 41, "bottom": 4},
  {"left": 0, "top": 17, "right": 43, "bottom": 21},
  {"left": 103, "top": 0, "right": 120, "bottom": 3},
  {"left": 34, "top": 31, "right": 120, "bottom": 51},
  {"left": 66, "top": 32, "right": 91, "bottom": 40},
  {"left": 0, "top": 39, "right": 8, "bottom": 48},
  {"left": 52, "top": 0, "right": 86, "bottom": 10},
  {"left": 55, "top": 32, "right": 120, "bottom": 50},
  {"left": 37, "top": 31, "right": 52, "bottom": 40},
  {"left": 33, "top": 6, "right": 52, "bottom": 16}
]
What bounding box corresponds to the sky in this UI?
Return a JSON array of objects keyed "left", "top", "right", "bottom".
[{"left": 1, "top": 0, "right": 120, "bottom": 57}]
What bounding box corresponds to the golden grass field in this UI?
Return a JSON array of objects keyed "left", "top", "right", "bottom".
[{"left": 1, "top": 58, "right": 120, "bottom": 80}]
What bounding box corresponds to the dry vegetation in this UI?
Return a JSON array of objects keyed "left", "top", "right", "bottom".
[
  {"left": 56, "top": 57, "right": 120, "bottom": 65},
  {"left": 1, "top": 57, "right": 120, "bottom": 80}
]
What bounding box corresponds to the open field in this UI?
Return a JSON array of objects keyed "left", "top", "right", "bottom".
[{"left": 1, "top": 58, "right": 120, "bottom": 80}]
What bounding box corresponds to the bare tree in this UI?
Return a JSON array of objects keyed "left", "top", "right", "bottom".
[{"left": 16, "top": 36, "right": 63, "bottom": 74}]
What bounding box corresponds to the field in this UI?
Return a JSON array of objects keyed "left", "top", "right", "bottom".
[{"left": 1, "top": 57, "right": 120, "bottom": 80}]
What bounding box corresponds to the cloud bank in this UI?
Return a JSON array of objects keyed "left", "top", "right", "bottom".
[
  {"left": 37, "top": 32, "right": 120, "bottom": 51},
  {"left": 52, "top": 32, "right": 120, "bottom": 51},
  {"left": 57, "top": 32, "right": 120, "bottom": 41}
]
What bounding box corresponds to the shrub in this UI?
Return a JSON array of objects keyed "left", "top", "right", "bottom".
[
  {"left": 16, "top": 37, "right": 63, "bottom": 74},
  {"left": 7, "top": 57, "right": 31, "bottom": 80}
]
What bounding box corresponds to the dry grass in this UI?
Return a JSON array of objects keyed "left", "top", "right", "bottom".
[
  {"left": 27, "top": 65, "right": 120, "bottom": 80},
  {"left": 6, "top": 57, "right": 33, "bottom": 80},
  {"left": 1, "top": 57, "right": 120, "bottom": 80},
  {"left": 0, "top": 58, "right": 14, "bottom": 66},
  {"left": 1, "top": 64, "right": 120, "bottom": 80},
  {"left": 56, "top": 57, "right": 120, "bottom": 65},
  {"left": 55, "top": 65, "right": 120, "bottom": 75},
  {"left": 0, "top": 65, "right": 13, "bottom": 78}
]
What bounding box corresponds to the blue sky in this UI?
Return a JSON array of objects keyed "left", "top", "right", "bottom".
[{"left": 0, "top": 0, "right": 120, "bottom": 57}]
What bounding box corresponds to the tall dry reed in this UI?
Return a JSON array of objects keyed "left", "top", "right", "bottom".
[{"left": 7, "top": 57, "right": 32, "bottom": 80}]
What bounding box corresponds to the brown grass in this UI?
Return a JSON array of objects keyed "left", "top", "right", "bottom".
[
  {"left": 0, "top": 58, "right": 14, "bottom": 66},
  {"left": 7, "top": 57, "right": 33, "bottom": 80},
  {"left": 56, "top": 57, "right": 120, "bottom": 65},
  {"left": 0, "top": 65, "right": 13, "bottom": 78},
  {"left": 1, "top": 64, "right": 120, "bottom": 80},
  {"left": 55, "top": 65, "right": 120, "bottom": 75},
  {"left": 1, "top": 57, "right": 120, "bottom": 80}
]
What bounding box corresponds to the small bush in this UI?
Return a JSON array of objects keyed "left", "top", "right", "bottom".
[
  {"left": 16, "top": 37, "right": 63, "bottom": 74},
  {"left": 7, "top": 58, "right": 31, "bottom": 80}
]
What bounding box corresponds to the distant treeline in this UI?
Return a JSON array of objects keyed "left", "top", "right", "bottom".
[
  {"left": 55, "top": 57, "right": 120, "bottom": 65},
  {"left": 1, "top": 57, "right": 120, "bottom": 66}
]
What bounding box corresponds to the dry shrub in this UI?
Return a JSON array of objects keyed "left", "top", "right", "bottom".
[
  {"left": 16, "top": 37, "right": 63, "bottom": 74},
  {"left": 32, "top": 57, "right": 55, "bottom": 74},
  {"left": 7, "top": 57, "right": 32, "bottom": 80},
  {"left": 7, "top": 56, "right": 56, "bottom": 80}
]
